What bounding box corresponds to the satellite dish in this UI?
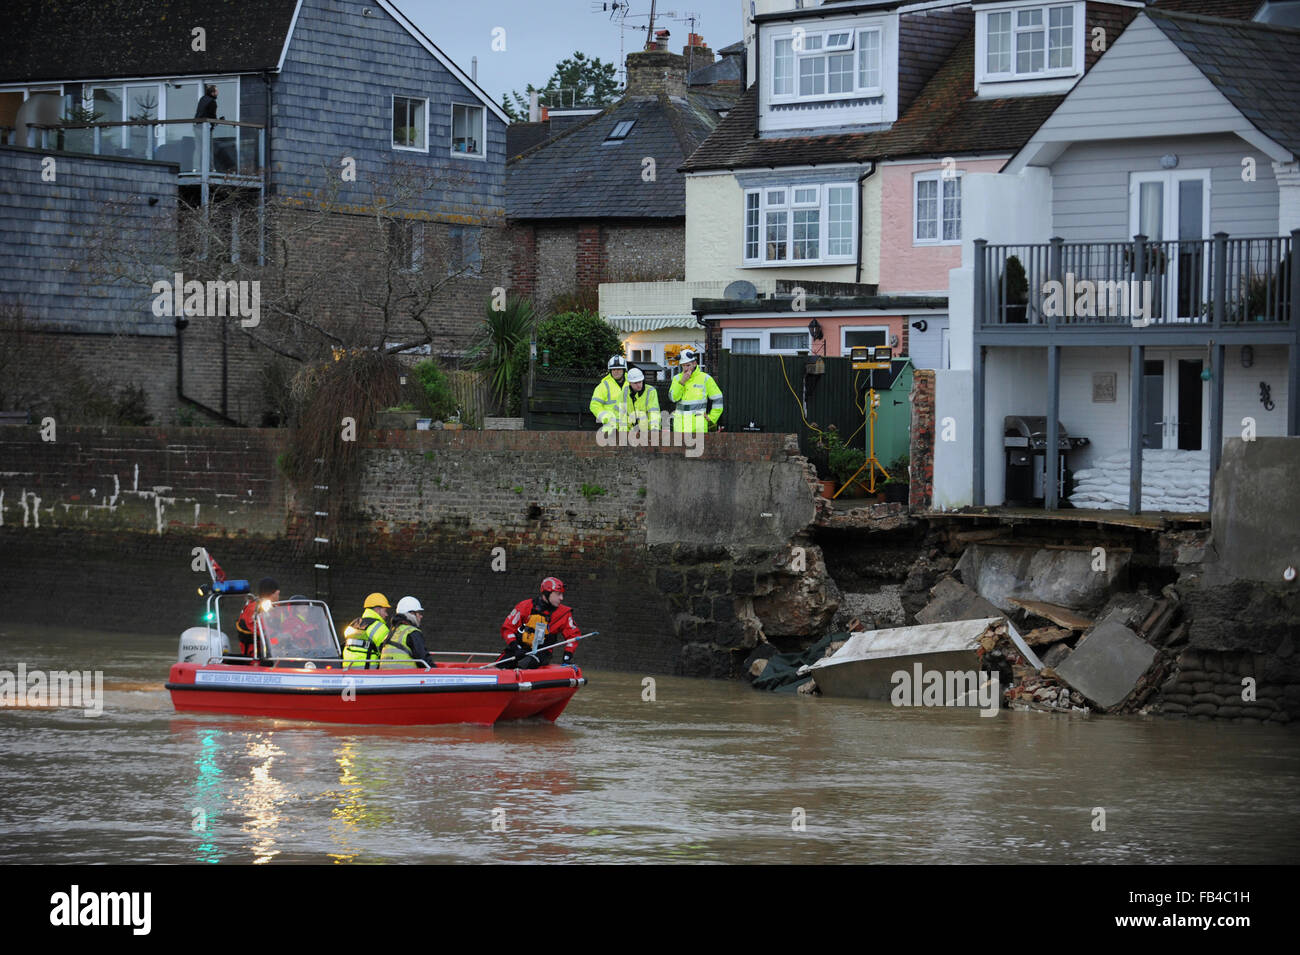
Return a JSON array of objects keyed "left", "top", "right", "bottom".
[{"left": 723, "top": 280, "right": 758, "bottom": 301}]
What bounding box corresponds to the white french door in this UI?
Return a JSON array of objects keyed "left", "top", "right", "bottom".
[
  {"left": 1129, "top": 169, "right": 1211, "bottom": 321},
  {"left": 1142, "top": 349, "right": 1209, "bottom": 450}
]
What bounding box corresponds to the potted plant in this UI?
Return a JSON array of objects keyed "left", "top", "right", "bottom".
[
  {"left": 883, "top": 454, "right": 910, "bottom": 504},
  {"left": 376, "top": 403, "right": 420, "bottom": 429},
  {"left": 1002, "top": 255, "right": 1029, "bottom": 324},
  {"left": 818, "top": 428, "right": 869, "bottom": 497}
]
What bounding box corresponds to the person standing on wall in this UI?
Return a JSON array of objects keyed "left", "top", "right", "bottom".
[
  {"left": 620, "top": 367, "right": 661, "bottom": 433},
  {"left": 590, "top": 355, "right": 628, "bottom": 434},
  {"left": 669, "top": 348, "right": 723, "bottom": 433}
]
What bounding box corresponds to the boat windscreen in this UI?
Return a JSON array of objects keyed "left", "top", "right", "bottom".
[{"left": 257, "top": 603, "right": 339, "bottom": 660}]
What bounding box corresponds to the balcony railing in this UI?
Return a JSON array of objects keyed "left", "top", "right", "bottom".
[
  {"left": 3, "top": 119, "right": 264, "bottom": 186},
  {"left": 975, "top": 232, "right": 1297, "bottom": 329}
]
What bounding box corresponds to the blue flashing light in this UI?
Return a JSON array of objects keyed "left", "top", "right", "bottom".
[{"left": 213, "top": 579, "right": 250, "bottom": 595}]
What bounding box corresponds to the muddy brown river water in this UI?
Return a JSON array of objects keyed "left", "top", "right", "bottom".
[{"left": 2, "top": 626, "right": 1298, "bottom": 864}]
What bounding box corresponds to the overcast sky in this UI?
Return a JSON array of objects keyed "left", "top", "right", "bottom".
[{"left": 395, "top": 0, "right": 745, "bottom": 107}]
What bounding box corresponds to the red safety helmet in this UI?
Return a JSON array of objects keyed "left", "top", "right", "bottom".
[{"left": 540, "top": 576, "right": 565, "bottom": 595}]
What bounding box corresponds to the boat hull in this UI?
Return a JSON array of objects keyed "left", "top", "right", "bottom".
[{"left": 167, "top": 662, "right": 584, "bottom": 726}]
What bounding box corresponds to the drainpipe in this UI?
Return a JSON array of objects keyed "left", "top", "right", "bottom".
[
  {"left": 175, "top": 317, "right": 242, "bottom": 426},
  {"left": 855, "top": 161, "right": 876, "bottom": 285}
]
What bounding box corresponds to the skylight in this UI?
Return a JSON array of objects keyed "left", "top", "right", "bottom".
[{"left": 606, "top": 120, "right": 636, "bottom": 141}]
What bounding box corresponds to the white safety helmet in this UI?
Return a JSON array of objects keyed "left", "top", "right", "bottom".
[
  {"left": 679, "top": 347, "right": 700, "bottom": 365},
  {"left": 608, "top": 355, "right": 628, "bottom": 370},
  {"left": 395, "top": 596, "right": 424, "bottom": 616},
  {"left": 627, "top": 367, "right": 645, "bottom": 384}
]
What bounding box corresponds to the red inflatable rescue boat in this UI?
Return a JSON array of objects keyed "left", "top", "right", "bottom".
[{"left": 167, "top": 594, "right": 584, "bottom": 726}]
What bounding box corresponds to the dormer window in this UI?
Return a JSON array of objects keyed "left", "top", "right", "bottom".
[
  {"left": 772, "top": 25, "right": 884, "bottom": 102},
  {"left": 977, "top": 2, "right": 1083, "bottom": 88}
]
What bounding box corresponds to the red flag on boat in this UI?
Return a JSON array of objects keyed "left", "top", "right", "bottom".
[{"left": 207, "top": 552, "right": 227, "bottom": 582}]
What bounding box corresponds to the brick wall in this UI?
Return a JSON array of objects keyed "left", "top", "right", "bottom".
[
  {"left": 514, "top": 220, "right": 685, "bottom": 310},
  {"left": 0, "top": 425, "right": 288, "bottom": 537},
  {"left": 909, "top": 369, "right": 935, "bottom": 511}
]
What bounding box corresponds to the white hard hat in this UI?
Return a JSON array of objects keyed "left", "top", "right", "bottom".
[
  {"left": 608, "top": 355, "right": 628, "bottom": 370},
  {"left": 679, "top": 348, "right": 700, "bottom": 364},
  {"left": 627, "top": 367, "right": 645, "bottom": 384},
  {"left": 395, "top": 596, "right": 424, "bottom": 615}
]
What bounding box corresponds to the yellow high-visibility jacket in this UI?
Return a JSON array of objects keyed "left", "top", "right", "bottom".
[
  {"left": 669, "top": 367, "right": 723, "bottom": 433},
  {"left": 620, "top": 383, "right": 661, "bottom": 431},
  {"left": 589, "top": 374, "right": 625, "bottom": 433}
]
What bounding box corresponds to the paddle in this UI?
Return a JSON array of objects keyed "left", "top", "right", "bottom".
[{"left": 481, "top": 631, "right": 600, "bottom": 669}]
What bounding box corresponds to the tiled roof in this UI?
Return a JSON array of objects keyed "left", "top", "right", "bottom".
[
  {"left": 507, "top": 93, "right": 726, "bottom": 220},
  {"left": 1148, "top": 8, "right": 1300, "bottom": 156},
  {"left": 0, "top": 0, "right": 299, "bottom": 83},
  {"left": 682, "top": 3, "right": 1141, "bottom": 172},
  {"left": 1147, "top": 0, "right": 1263, "bottom": 18}
]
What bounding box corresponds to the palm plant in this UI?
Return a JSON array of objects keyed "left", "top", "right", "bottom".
[{"left": 467, "top": 296, "right": 538, "bottom": 414}]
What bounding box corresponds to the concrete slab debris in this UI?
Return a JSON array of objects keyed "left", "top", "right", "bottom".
[
  {"left": 1054, "top": 620, "right": 1158, "bottom": 710},
  {"left": 916, "top": 577, "right": 1003, "bottom": 625},
  {"left": 1007, "top": 598, "right": 1093, "bottom": 631}
]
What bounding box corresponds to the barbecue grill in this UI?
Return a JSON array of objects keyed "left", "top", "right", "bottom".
[{"left": 1003, "top": 415, "right": 1090, "bottom": 506}]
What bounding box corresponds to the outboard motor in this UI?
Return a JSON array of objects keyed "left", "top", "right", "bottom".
[{"left": 179, "top": 627, "right": 230, "bottom": 664}]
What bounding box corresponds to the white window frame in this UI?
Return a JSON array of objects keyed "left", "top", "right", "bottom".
[
  {"left": 727, "top": 336, "right": 761, "bottom": 355},
  {"left": 768, "top": 330, "right": 811, "bottom": 354},
  {"left": 840, "top": 325, "right": 890, "bottom": 354},
  {"left": 742, "top": 181, "right": 858, "bottom": 267},
  {"left": 392, "top": 94, "right": 429, "bottom": 153},
  {"left": 451, "top": 102, "right": 486, "bottom": 159},
  {"left": 913, "top": 169, "right": 963, "bottom": 246},
  {"left": 82, "top": 77, "right": 241, "bottom": 149},
  {"left": 770, "top": 25, "right": 884, "bottom": 104},
  {"left": 976, "top": 2, "right": 1083, "bottom": 85}
]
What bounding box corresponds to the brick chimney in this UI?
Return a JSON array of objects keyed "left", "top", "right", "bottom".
[
  {"left": 682, "top": 33, "right": 714, "bottom": 63},
  {"left": 625, "top": 48, "right": 689, "bottom": 99}
]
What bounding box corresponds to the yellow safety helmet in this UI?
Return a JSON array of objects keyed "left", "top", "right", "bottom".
[{"left": 363, "top": 592, "right": 390, "bottom": 609}]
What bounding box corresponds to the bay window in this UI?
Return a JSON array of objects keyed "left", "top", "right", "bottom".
[{"left": 744, "top": 182, "right": 856, "bottom": 266}]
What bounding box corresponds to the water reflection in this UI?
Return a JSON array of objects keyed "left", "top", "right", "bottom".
[
  {"left": 192, "top": 728, "right": 224, "bottom": 864},
  {"left": 243, "top": 735, "right": 289, "bottom": 864}
]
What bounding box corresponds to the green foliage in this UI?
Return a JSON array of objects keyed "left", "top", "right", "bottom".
[
  {"left": 1003, "top": 255, "right": 1029, "bottom": 305},
  {"left": 580, "top": 483, "right": 607, "bottom": 500},
  {"left": 884, "top": 454, "right": 910, "bottom": 485},
  {"left": 536, "top": 309, "right": 623, "bottom": 371},
  {"left": 513, "top": 486, "right": 524, "bottom": 494},
  {"left": 383, "top": 402, "right": 418, "bottom": 412},
  {"left": 504, "top": 52, "right": 620, "bottom": 119},
  {"left": 412, "top": 359, "right": 458, "bottom": 421},
  {"left": 638, "top": 486, "right": 647, "bottom": 498},
  {"left": 818, "top": 428, "right": 866, "bottom": 484},
  {"left": 468, "top": 296, "right": 538, "bottom": 415}
]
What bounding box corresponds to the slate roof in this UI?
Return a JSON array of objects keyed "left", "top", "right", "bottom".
[
  {"left": 1147, "top": 8, "right": 1300, "bottom": 156},
  {"left": 0, "top": 0, "right": 299, "bottom": 84},
  {"left": 688, "top": 55, "right": 744, "bottom": 88},
  {"left": 682, "top": 3, "right": 1140, "bottom": 172},
  {"left": 1146, "top": 0, "right": 1263, "bottom": 18},
  {"left": 507, "top": 92, "right": 731, "bottom": 220}
]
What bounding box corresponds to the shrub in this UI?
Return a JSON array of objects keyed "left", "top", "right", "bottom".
[
  {"left": 413, "top": 359, "right": 458, "bottom": 420},
  {"left": 536, "top": 309, "right": 623, "bottom": 371}
]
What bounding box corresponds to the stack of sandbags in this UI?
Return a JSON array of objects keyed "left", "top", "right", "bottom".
[{"left": 1069, "top": 449, "right": 1209, "bottom": 511}]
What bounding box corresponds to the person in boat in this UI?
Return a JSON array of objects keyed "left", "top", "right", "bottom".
[
  {"left": 277, "top": 596, "right": 326, "bottom": 659},
  {"left": 379, "top": 596, "right": 437, "bottom": 668},
  {"left": 342, "top": 592, "right": 392, "bottom": 669},
  {"left": 498, "top": 577, "right": 580, "bottom": 669},
  {"left": 234, "top": 577, "right": 279, "bottom": 658}
]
